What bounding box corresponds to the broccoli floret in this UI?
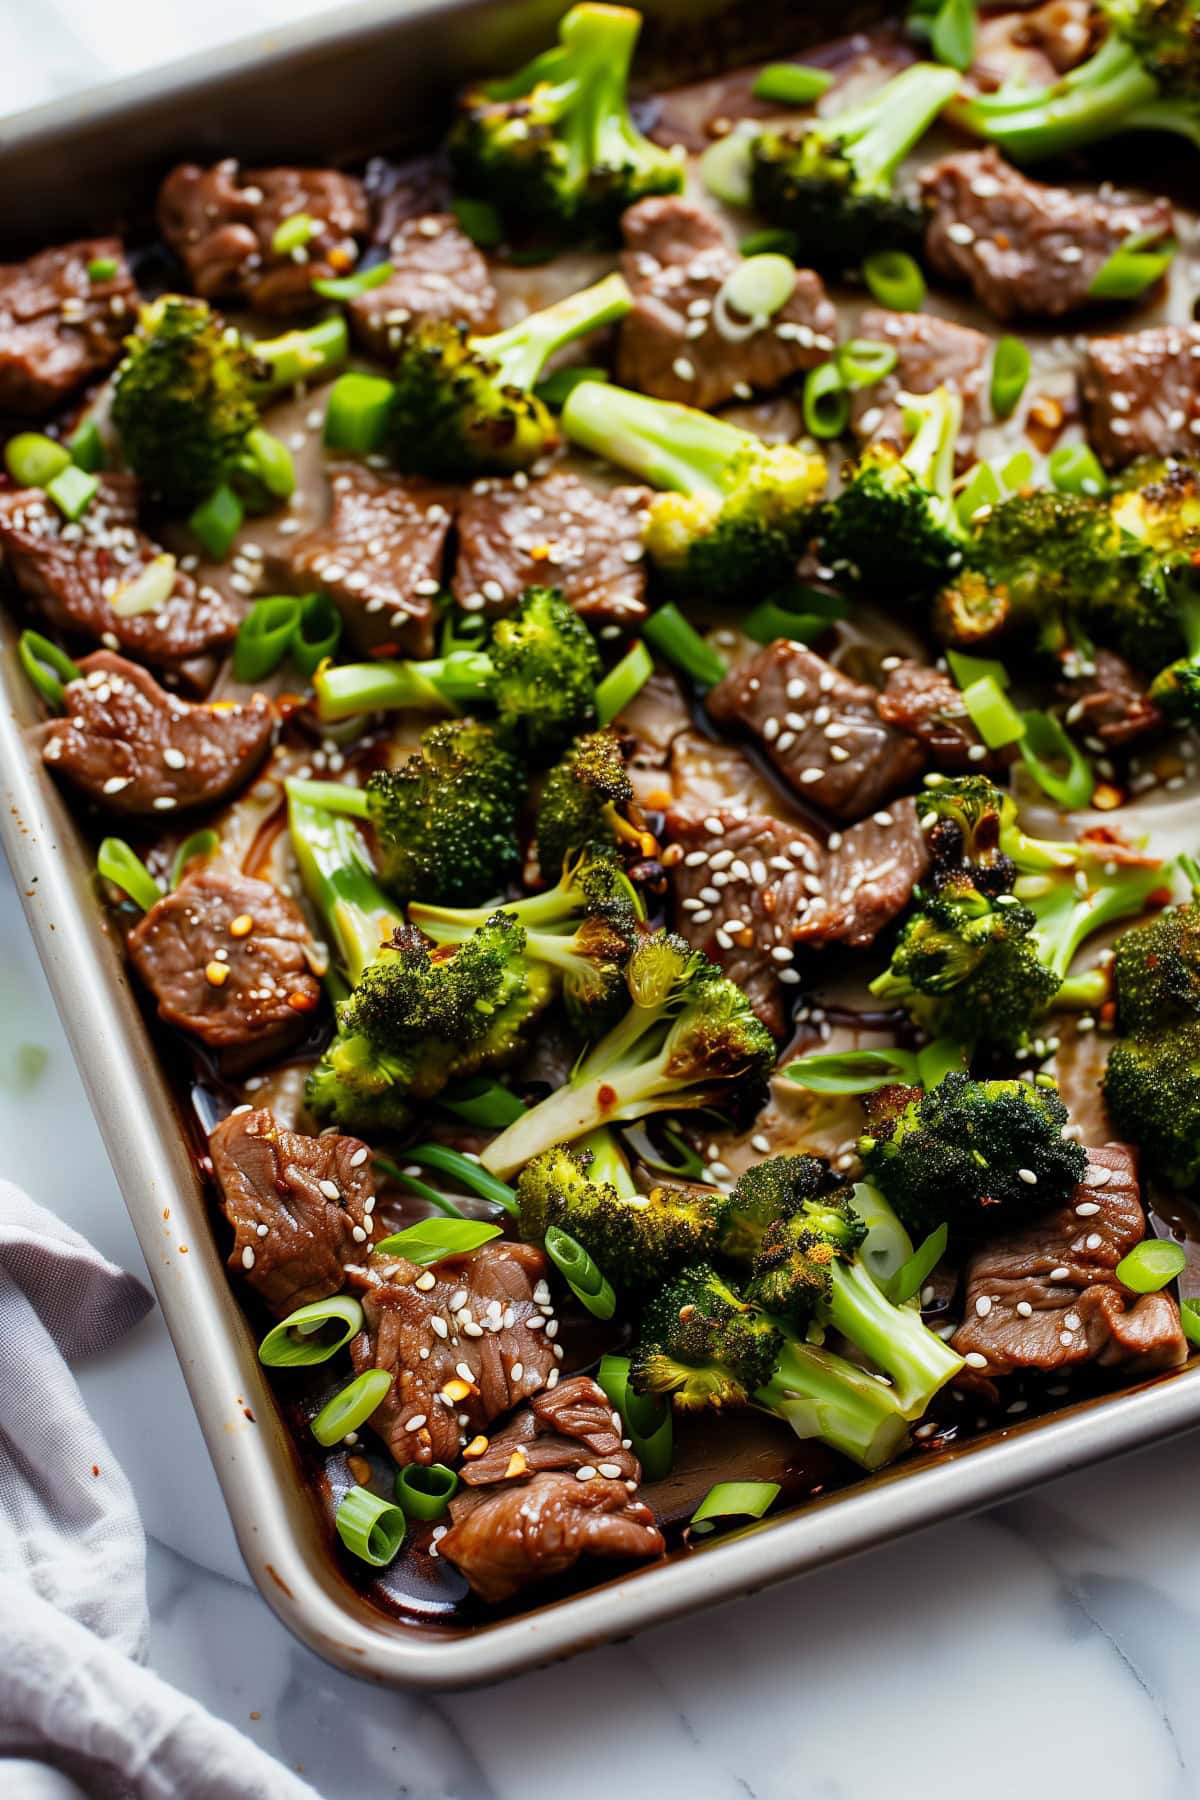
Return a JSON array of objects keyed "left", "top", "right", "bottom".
[
  {"left": 386, "top": 272, "right": 631, "bottom": 479},
  {"left": 821, "top": 387, "right": 967, "bottom": 600},
  {"left": 366, "top": 720, "right": 523, "bottom": 907},
  {"left": 1104, "top": 1022, "right": 1200, "bottom": 1187},
  {"left": 631, "top": 1262, "right": 911, "bottom": 1469},
  {"left": 536, "top": 728, "right": 651, "bottom": 876},
  {"left": 716, "top": 1153, "right": 839, "bottom": 1262},
  {"left": 750, "top": 62, "right": 960, "bottom": 267},
  {"left": 411, "top": 846, "right": 643, "bottom": 1035},
  {"left": 561, "top": 380, "right": 827, "bottom": 601},
  {"left": 917, "top": 773, "right": 1079, "bottom": 889},
  {"left": 515, "top": 1132, "right": 722, "bottom": 1290},
  {"left": 479, "top": 929, "right": 776, "bottom": 1177},
  {"left": 488, "top": 587, "right": 602, "bottom": 759},
  {"left": 1111, "top": 459, "right": 1200, "bottom": 716},
  {"left": 956, "top": 0, "right": 1200, "bottom": 160},
  {"left": 448, "top": 3, "right": 684, "bottom": 236},
  {"left": 859, "top": 1070, "right": 1088, "bottom": 1239},
  {"left": 1110, "top": 854, "right": 1200, "bottom": 1033}
]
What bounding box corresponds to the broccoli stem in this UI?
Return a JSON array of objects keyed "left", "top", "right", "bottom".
[
  {"left": 1025, "top": 862, "right": 1165, "bottom": 983},
  {"left": 479, "top": 272, "right": 632, "bottom": 390},
  {"left": 900, "top": 387, "right": 962, "bottom": 504},
  {"left": 827, "top": 1257, "right": 963, "bottom": 1419},
  {"left": 562, "top": 379, "right": 757, "bottom": 501},
  {"left": 285, "top": 781, "right": 400, "bottom": 984},
  {"left": 250, "top": 315, "right": 349, "bottom": 399},
  {"left": 576, "top": 1126, "right": 639, "bottom": 1197},
  {"left": 757, "top": 1336, "right": 911, "bottom": 1471},
  {"left": 313, "top": 651, "right": 494, "bottom": 721},
  {"left": 837, "top": 61, "right": 961, "bottom": 187},
  {"left": 558, "top": 3, "right": 642, "bottom": 175},
  {"left": 956, "top": 36, "right": 1164, "bottom": 159}
]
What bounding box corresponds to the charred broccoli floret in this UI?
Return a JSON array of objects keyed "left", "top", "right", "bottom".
[
  {"left": 917, "top": 772, "right": 1078, "bottom": 892},
  {"left": 858, "top": 1070, "right": 1088, "bottom": 1239},
  {"left": 386, "top": 272, "right": 631, "bottom": 478},
  {"left": 751, "top": 62, "right": 960, "bottom": 267},
  {"left": 561, "top": 379, "right": 827, "bottom": 600},
  {"left": 535, "top": 728, "right": 650, "bottom": 875},
  {"left": 480, "top": 929, "right": 776, "bottom": 1176},
  {"left": 448, "top": 3, "right": 684, "bottom": 236},
  {"left": 1111, "top": 458, "right": 1200, "bottom": 717},
  {"left": 631, "top": 1262, "right": 911, "bottom": 1469},
  {"left": 515, "top": 1132, "right": 722, "bottom": 1290},
  {"left": 1103, "top": 1022, "right": 1200, "bottom": 1188},
  {"left": 365, "top": 720, "right": 523, "bottom": 907},
  {"left": 821, "top": 386, "right": 967, "bottom": 600},
  {"left": 1111, "top": 854, "right": 1200, "bottom": 1032}
]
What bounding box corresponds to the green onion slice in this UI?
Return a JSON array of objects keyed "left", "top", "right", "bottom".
[
  {"left": 241, "top": 426, "right": 296, "bottom": 502},
  {"left": 45, "top": 463, "right": 99, "bottom": 521},
  {"left": 312, "top": 260, "right": 395, "bottom": 302},
  {"left": 271, "top": 211, "right": 319, "bottom": 255},
  {"left": 751, "top": 62, "right": 834, "bottom": 105},
  {"left": 930, "top": 0, "right": 977, "bottom": 71},
  {"left": 233, "top": 596, "right": 302, "bottom": 684},
  {"left": 311, "top": 1368, "right": 394, "bottom": 1447},
  {"left": 785, "top": 1046, "right": 924, "bottom": 1093},
  {"left": 596, "top": 640, "right": 653, "bottom": 724},
  {"left": 259, "top": 1294, "right": 365, "bottom": 1367},
  {"left": 699, "top": 128, "right": 756, "bottom": 208},
  {"left": 5, "top": 432, "right": 71, "bottom": 489},
  {"left": 395, "top": 1461, "right": 460, "bottom": 1520},
  {"left": 68, "top": 418, "right": 105, "bottom": 473},
  {"left": 86, "top": 256, "right": 119, "bottom": 282},
  {"left": 323, "top": 371, "right": 396, "bottom": 453},
  {"left": 690, "top": 1479, "right": 780, "bottom": 1535},
  {"left": 954, "top": 462, "right": 1001, "bottom": 529},
  {"left": 291, "top": 591, "right": 343, "bottom": 679},
  {"left": 534, "top": 365, "right": 610, "bottom": 408},
  {"left": 802, "top": 360, "right": 850, "bottom": 439},
  {"left": 1115, "top": 1238, "right": 1186, "bottom": 1294},
  {"left": 739, "top": 227, "right": 800, "bottom": 259},
  {"left": 721, "top": 253, "right": 796, "bottom": 321},
  {"left": 170, "top": 828, "right": 220, "bottom": 888},
  {"left": 544, "top": 1226, "right": 616, "bottom": 1319},
  {"left": 96, "top": 838, "right": 163, "bottom": 913},
  {"left": 18, "top": 630, "right": 80, "bottom": 711},
  {"left": 744, "top": 601, "right": 835, "bottom": 646},
  {"left": 1088, "top": 231, "right": 1176, "bottom": 301},
  {"left": 946, "top": 647, "right": 1010, "bottom": 691},
  {"left": 451, "top": 196, "right": 505, "bottom": 249},
  {"left": 990, "top": 335, "right": 1031, "bottom": 418},
  {"left": 596, "top": 1352, "right": 673, "bottom": 1481},
  {"left": 862, "top": 250, "right": 926, "bottom": 312},
  {"left": 438, "top": 1077, "right": 527, "bottom": 1130},
  {"left": 853, "top": 1181, "right": 915, "bottom": 1285},
  {"left": 960, "top": 674, "right": 1026, "bottom": 749},
  {"left": 1019, "top": 708, "right": 1095, "bottom": 810},
  {"left": 335, "top": 1485, "right": 407, "bottom": 1566},
  {"left": 1048, "top": 443, "right": 1108, "bottom": 498},
  {"left": 643, "top": 603, "right": 728, "bottom": 687},
  {"left": 371, "top": 1218, "right": 503, "bottom": 1265},
  {"left": 620, "top": 1121, "right": 706, "bottom": 1182},
  {"left": 188, "top": 483, "right": 245, "bottom": 561},
  {"left": 837, "top": 337, "right": 898, "bottom": 391},
  {"left": 400, "top": 1143, "right": 518, "bottom": 1214},
  {"left": 886, "top": 1222, "right": 949, "bottom": 1306},
  {"left": 1180, "top": 1297, "right": 1200, "bottom": 1349}
]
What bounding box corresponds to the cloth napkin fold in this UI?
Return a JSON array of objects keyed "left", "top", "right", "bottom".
[{"left": 0, "top": 1178, "right": 321, "bottom": 1800}]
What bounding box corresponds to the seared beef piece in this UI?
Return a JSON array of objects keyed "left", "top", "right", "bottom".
[
  {"left": 877, "top": 659, "right": 999, "bottom": 772},
  {"left": 617, "top": 195, "right": 836, "bottom": 409},
  {"left": 157, "top": 160, "right": 368, "bottom": 315},
  {"left": 348, "top": 213, "right": 498, "bottom": 356},
  {"left": 951, "top": 1143, "right": 1188, "bottom": 1377},
  {"left": 41, "top": 651, "right": 273, "bottom": 815},
  {"left": 346, "top": 1242, "right": 556, "bottom": 1466},
  {"left": 621, "top": 670, "right": 692, "bottom": 772},
  {"left": 0, "top": 239, "right": 137, "bottom": 415},
  {"left": 706, "top": 641, "right": 925, "bottom": 822},
  {"left": 282, "top": 463, "right": 455, "bottom": 658},
  {"left": 850, "top": 308, "right": 990, "bottom": 463},
  {"left": 1014, "top": 0, "right": 1097, "bottom": 70},
  {"left": 1080, "top": 325, "right": 1200, "bottom": 468},
  {"left": 793, "top": 799, "right": 931, "bottom": 949},
  {"left": 126, "top": 869, "right": 322, "bottom": 1053},
  {"left": 208, "top": 1106, "right": 375, "bottom": 1316},
  {"left": 439, "top": 1375, "right": 664, "bottom": 1603},
  {"left": 452, "top": 472, "right": 650, "bottom": 624},
  {"left": 1059, "top": 648, "right": 1163, "bottom": 747},
  {"left": 921, "top": 150, "right": 1173, "bottom": 323},
  {"left": 0, "top": 479, "right": 237, "bottom": 678}
]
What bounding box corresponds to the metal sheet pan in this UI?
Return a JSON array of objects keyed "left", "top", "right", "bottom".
[{"left": 3, "top": 0, "right": 1200, "bottom": 1689}]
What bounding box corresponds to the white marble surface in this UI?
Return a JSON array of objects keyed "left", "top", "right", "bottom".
[{"left": 5, "top": 6, "right": 1200, "bottom": 1795}]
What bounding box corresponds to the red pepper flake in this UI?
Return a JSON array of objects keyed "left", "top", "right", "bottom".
[
  {"left": 597, "top": 1084, "right": 617, "bottom": 1110},
  {"left": 91, "top": 1464, "right": 100, "bottom": 1478}
]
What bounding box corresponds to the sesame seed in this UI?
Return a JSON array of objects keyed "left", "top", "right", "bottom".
[
  {"left": 152, "top": 796, "right": 177, "bottom": 812},
  {"left": 430, "top": 1316, "right": 449, "bottom": 1338},
  {"left": 975, "top": 1296, "right": 992, "bottom": 1317},
  {"left": 799, "top": 767, "right": 824, "bottom": 785},
  {"left": 1059, "top": 1330, "right": 1074, "bottom": 1347},
  {"left": 672, "top": 357, "right": 695, "bottom": 381},
  {"left": 1083, "top": 1164, "right": 1112, "bottom": 1187},
  {"left": 1050, "top": 1266, "right": 1070, "bottom": 1281},
  {"left": 575, "top": 1465, "right": 597, "bottom": 1481},
  {"left": 1017, "top": 1168, "right": 1037, "bottom": 1186},
  {"left": 318, "top": 1179, "right": 341, "bottom": 1200},
  {"left": 102, "top": 776, "right": 131, "bottom": 795},
  {"left": 241, "top": 1246, "right": 255, "bottom": 1270},
  {"left": 964, "top": 1351, "right": 988, "bottom": 1369},
  {"left": 598, "top": 1462, "right": 622, "bottom": 1479},
  {"left": 1085, "top": 1232, "right": 1103, "bottom": 1250},
  {"left": 406, "top": 1414, "right": 428, "bottom": 1431},
  {"left": 1064, "top": 1312, "right": 1081, "bottom": 1331},
  {"left": 415, "top": 1271, "right": 436, "bottom": 1291},
  {"left": 349, "top": 1146, "right": 369, "bottom": 1167},
  {"left": 1075, "top": 1201, "right": 1101, "bottom": 1217},
  {"left": 1016, "top": 1301, "right": 1033, "bottom": 1318},
  {"left": 509, "top": 1361, "right": 524, "bottom": 1382}
]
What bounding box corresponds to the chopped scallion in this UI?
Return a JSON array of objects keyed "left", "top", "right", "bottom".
[
  {"left": 929, "top": 0, "right": 977, "bottom": 71},
  {"left": 311, "top": 1368, "right": 394, "bottom": 1446},
  {"left": 643, "top": 603, "right": 728, "bottom": 687},
  {"left": 1088, "top": 231, "right": 1176, "bottom": 301},
  {"left": 837, "top": 337, "right": 898, "bottom": 390},
  {"left": 67, "top": 418, "right": 105, "bottom": 473},
  {"left": 751, "top": 62, "right": 834, "bottom": 105},
  {"left": 170, "top": 828, "right": 220, "bottom": 888},
  {"left": 990, "top": 335, "right": 1031, "bottom": 418},
  {"left": 271, "top": 211, "right": 319, "bottom": 255},
  {"left": 946, "top": 646, "right": 1010, "bottom": 691},
  {"left": 335, "top": 1485, "right": 406, "bottom": 1566},
  {"left": 544, "top": 1226, "right": 616, "bottom": 1319},
  {"left": 1115, "top": 1238, "right": 1186, "bottom": 1294},
  {"left": 86, "top": 256, "right": 119, "bottom": 282},
  {"left": 370, "top": 1218, "right": 503, "bottom": 1264},
  {"left": 438, "top": 1077, "right": 527, "bottom": 1130},
  {"left": 45, "top": 463, "right": 99, "bottom": 521},
  {"left": 960, "top": 674, "right": 1026, "bottom": 749},
  {"left": 1019, "top": 708, "right": 1095, "bottom": 810},
  {"left": 699, "top": 129, "right": 756, "bottom": 207},
  {"left": 96, "top": 839, "right": 162, "bottom": 913},
  {"left": 721, "top": 252, "right": 796, "bottom": 320},
  {"left": 291, "top": 591, "right": 343, "bottom": 679},
  {"left": 259, "top": 1294, "right": 365, "bottom": 1367},
  {"left": 690, "top": 1479, "right": 780, "bottom": 1534},
  {"left": 18, "top": 630, "right": 80, "bottom": 712},
  {"left": 802, "top": 359, "right": 850, "bottom": 438},
  {"left": 312, "top": 260, "right": 395, "bottom": 302},
  {"left": 1180, "top": 1298, "right": 1200, "bottom": 1349},
  {"left": 5, "top": 432, "right": 70, "bottom": 489},
  {"left": 240, "top": 426, "right": 296, "bottom": 502},
  {"left": 785, "top": 1046, "right": 924, "bottom": 1093},
  {"left": 324, "top": 371, "right": 396, "bottom": 453},
  {"left": 395, "top": 1462, "right": 460, "bottom": 1520},
  {"left": 862, "top": 249, "right": 925, "bottom": 312},
  {"left": 885, "top": 1222, "right": 949, "bottom": 1306},
  {"left": 596, "top": 1352, "right": 673, "bottom": 1480},
  {"left": 233, "top": 596, "right": 302, "bottom": 684},
  {"left": 189, "top": 483, "right": 245, "bottom": 560},
  {"left": 1048, "top": 443, "right": 1108, "bottom": 498},
  {"left": 400, "top": 1143, "right": 519, "bottom": 1214},
  {"left": 739, "top": 227, "right": 800, "bottom": 259},
  {"left": 596, "top": 640, "right": 654, "bottom": 724}
]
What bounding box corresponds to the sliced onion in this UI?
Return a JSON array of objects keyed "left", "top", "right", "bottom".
[{"left": 111, "top": 553, "right": 176, "bottom": 617}]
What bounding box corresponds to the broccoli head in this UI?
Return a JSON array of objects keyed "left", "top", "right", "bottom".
[
  {"left": 859, "top": 1069, "right": 1088, "bottom": 1239},
  {"left": 1111, "top": 856, "right": 1200, "bottom": 1033},
  {"left": 536, "top": 728, "right": 651, "bottom": 876},
  {"left": 448, "top": 3, "right": 684, "bottom": 236},
  {"left": 1104, "top": 1021, "right": 1200, "bottom": 1188},
  {"left": 1111, "top": 457, "right": 1200, "bottom": 719},
  {"left": 562, "top": 379, "right": 827, "bottom": 601},
  {"left": 750, "top": 62, "right": 960, "bottom": 267},
  {"left": 631, "top": 1263, "right": 783, "bottom": 1409},
  {"left": 716, "top": 1153, "right": 850, "bottom": 1263},
  {"left": 487, "top": 586, "right": 602, "bottom": 760},
  {"left": 365, "top": 720, "right": 523, "bottom": 907}
]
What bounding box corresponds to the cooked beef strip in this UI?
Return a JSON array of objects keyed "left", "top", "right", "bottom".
[
  {"left": 876, "top": 659, "right": 1001, "bottom": 772},
  {"left": 1080, "top": 324, "right": 1200, "bottom": 468},
  {"left": 451, "top": 471, "right": 650, "bottom": 624},
  {"left": 975, "top": 0, "right": 1096, "bottom": 81},
  {"left": 157, "top": 161, "right": 369, "bottom": 315},
  {"left": 951, "top": 1143, "right": 1188, "bottom": 1377},
  {"left": 706, "top": 641, "right": 926, "bottom": 821},
  {"left": 616, "top": 195, "right": 837, "bottom": 410},
  {"left": 438, "top": 1375, "right": 663, "bottom": 1603},
  {"left": 920, "top": 149, "right": 1173, "bottom": 323},
  {"left": 209, "top": 1106, "right": 375, "bottom": 1316},
  {"left": 850, "top": 308, "right": 990, "bottom": 464},
  {"left": 41, "top": 651, "right": 274, "bottom": 815},
  {"left": 346, "top": 1242, "right": 556, "bottom": 1466},
  {"left": 0, "top": 478, "right": 237, "bottom": 680},
  {"left": 792, "top": 799, "right": 931, "bottom": 949},
  {"left": 281, "top": 462, "right": 455, "bottom": 657},
  {"left": 126, "top": 869, "right": 322, "bottom": 1053},
  {"left": 619, "top": 670, "right": 692, "bottom": 776},
  {"left": 1059, "top": 648, "right": 1163, "bottom": 747},
  {"left": 0, "top": 238, "right": 138, "bottom": 415},
  {"left": 348, "top": 213, "right": 498, "bottom": 357}
]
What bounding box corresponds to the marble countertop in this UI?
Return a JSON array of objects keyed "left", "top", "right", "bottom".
[{"left": 4, "top": 6, "right": 1200, "bottom": 1794}]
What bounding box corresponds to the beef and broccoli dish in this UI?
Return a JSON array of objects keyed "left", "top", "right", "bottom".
[{"left": 8, "top": 0, "right": 1200, "bottom": 1624}]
